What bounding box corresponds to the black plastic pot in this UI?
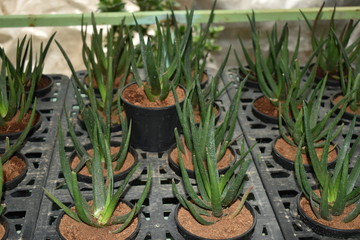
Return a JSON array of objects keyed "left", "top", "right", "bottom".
[
  {"left": 330, "top": 92, "right": 360, "bottom": 121},
  {"left": 69, "top": 142, "right": 138, "bottom": 183},
  {"left": 297, "top": 193, "right": 360, "bottom": 239},
  {"left": 0, "top": 110, "right": 42, "bottom": 141},
  {"left": 272, "top": 136, "right": 338, "bottom": 171},
  {"left": 121, "top": 82, "right": 185, "bottom": 152},
  {"left": 168, "top": 145, "right": 236, "bottom": 179},
  {"left": 32, "top": 75, "right": 54, "bottom": 97},
  {"left": 0, "top": 151, "right": 29, "bottom": 190},
  {"left": 174, "top": 200, "right": 257, "bottom": 240},
  {"left": 56, "top": 200, "right": 140, "bottom": 240},
  {"left": 251, "top": 95, "right": 278, "bottom": 124},
  {"left": 0, "top": 217, "right": 9, "bottom": 240},
  {"left": 76, "top": 107, "right": 123, "bottom": 133}
]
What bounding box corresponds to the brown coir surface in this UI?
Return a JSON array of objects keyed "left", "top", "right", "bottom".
[
  {"left": 333, "top": 95, "right": 360, "bottom": 115},
  {"left": 253, "top": 96, "right": 279, "bottom": 118},
  {"left": 122, "top": 84, "right": 185, "bottom": 108},
  {"left": 178, "top": 199, "right": 254, "bottom": 239},
  {"left": 0, "top": 223, "right": 5, "bottom": 239},
  {"left": 71, "top": 147, "right": 135, "bottom": 177},
  {"left": 275, "top": 137, "right": 337, "bottom": 165},
  {"left": 59, "top": 202, "right": 138, "bottom": 240},
  {"left": 300, "top": 192, "right": 360, "bottom": 230},
  {"left": 170, "top": 146, "right": 234, "bottom": 171},
  {"left": 2, "top": 155, "right": 26, "bottom": 182},
  {"left": 25, "top": 75, "right": 52, "bottom": 90},
  {"left": 0, "top": 110, "right": 39, "bottom": 134}
]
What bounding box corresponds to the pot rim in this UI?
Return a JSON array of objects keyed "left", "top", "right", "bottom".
[{"left": 120, "top": 82, "right": 186, "bottom": 111}]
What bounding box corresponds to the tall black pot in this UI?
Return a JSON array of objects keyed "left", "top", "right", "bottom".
[
  {"left": 0, "top": 151, "right": 29, "bottom": 190},
  {"left": 121, "top": 83, "right": 185, "bottom": 152}
]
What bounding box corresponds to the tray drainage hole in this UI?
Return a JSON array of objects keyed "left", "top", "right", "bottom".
[
  {"left": 162, "top": 197, "right": 178, "bottom": 205},
  {"left": 5, "top": 211, "right": 26, "bottom": 219},
  {"left": 163, "top": 211, "right": 170, "bottom": 220},
  {"left": 29, "top": 137, "right": 46, "bottom": 142},
  {"left": 270, "top": 171, "right": 290, "bottom": 178},
  {"left": 141, "top": 153, "right": 147, "bottom": 159},
  {"left": 49, "top": 215, "right": 58, "bottom": 226},
  {"left": 265, "top": 160, "right": 274, "bottom": 168},
  {"left": 250, "top": 123, "right": 266, "bottom": 129},
  {"left": 160, "top": 178, "right": 173, "bottom": 185},
  {"left": 33, "top": 162, "right": 40, "bottom": 169},
  {"left": 255, "top": 137, "right": 272, "bottom": 144},
  {"left": 15, "top": 224, "right": 22, "bottom": 234},
  {"left": 166, "top": 232, "right": 175, "bottom": 240},
  {"left": 158, "top": 152, "right": 164, "bottom": 158},
  {"left": 25, "top": 152, "right": 42, "bottom": 158},
  {"left": 259, "top": 146, "right": 266, "bottom": 153},
  {"left": 39, "top": 109, "right": 53, "bottom": 114},
  {"left": 278, "top": 189, "right": 299, "bottom": 198},
  {"left": 292, "top": 222, "right": 303, "bottom": 232},
  {"left": 129, "top": 178, "right": 148, "bottom": 186},
  {"left": 159, "top": 167, "right": 167, "bottom": 174},
  {"left": 241, "top": 98, "right": 253, "bottom": 103},
  {"left": 26, "top": 179, "right": 35, "bottom": 185},
  {"left": 10, "top": 190, "right": 32, "bottom": 198},
  {"left": 55, "top": 82, "right": 61, "bottom": 86},
  {"left": 262, "top": 226, "right": 268, "bottom": 236},
  {"left": 253, "top": 205, "right": 261, "bottom": 215},
  {"left": 144, "top": 234, "right": 151, "bottom": 240},
  {"left": 283, "top": 202, "right": 291, "bottom": 210},
  {"left": 41, "top": 97, "right": 57, "bottom": 102},
  {"left": 143, "top": 211, "right": 150, "bottom": 221},
  {"left": 246, "top": 116, "right": 254, "bottom": 122}
]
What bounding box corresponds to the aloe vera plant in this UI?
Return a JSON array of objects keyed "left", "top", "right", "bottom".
[
  {"left": 300, "top": 3, "right": 360, "bottom": 79},
  {"left": 0, "top": 33, "right": 55, "bottom": 92},
  {"left": 57, "top": 13, "right": 130, "bottom": 112},
  {"left": 295, "top": 114, "right": 360, "bottom": 223},
  {"left": 45, "top": 105, "right": 151, "bottom": 232},
  {"left": 279, "top": 75, "right": 350, "bottom": 149},
  {"left": 234, "top": 12, "right": 294, "bottom": 84},
  {"left": 129, "top": 12, "right": 183, "bottom": 102},
  {"left": 174, "top": 74, "right": 246, "bottom": 170},
  {"left": 0, "top": 34, "right": 52, "bottom": 129},
  {"left": 172, "top": 116, "right": 254, "bottom": 223}
]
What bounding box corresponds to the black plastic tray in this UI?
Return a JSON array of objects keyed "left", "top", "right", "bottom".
[
  {"left": 32, "top": 69, "right": 283, "bottom": 240},
  {"left": 223, "top": 66, "right": 360, "bottom": 240},
  {"left": 0, "top": 74, "right": 70, "bottom": 239}
]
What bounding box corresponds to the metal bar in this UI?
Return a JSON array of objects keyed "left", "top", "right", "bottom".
[{"left": 0, "top": 7, "right": 359, "bottom": 28}]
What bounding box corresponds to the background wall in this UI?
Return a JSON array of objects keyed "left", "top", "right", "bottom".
[{"left": 0, "top": 0, "right": 359, "bottom": 76}]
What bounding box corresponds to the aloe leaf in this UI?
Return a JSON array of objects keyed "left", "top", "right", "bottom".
[
  {"left": 230, "top": 186, "right": 253, "bottom": 218},
  {"left": 101, "top": 161, "right": 141, "bottom": 223},
  {"left": 319, "top": 176, "right": 331, "bottom": 220},
  {"left": 177, "top": 143, "right": 211, "bottom": 210},
  {"left": 91, "top": 124, "right": 106, "bottom": 220},
  {"left": 111, "top": 205, "right": 137, "bottom": 233},
  {"left": 71, "top": 172, "right": 94, "bottom": 225},
  {"left": 44, "top": 188, "right": 81, "bottom": 222},
  {"left": 343, "top": 201, "right": 360, "bottom": 223},
  {"left": 182, "top": 197, "right": 216, "bottom": 225}
]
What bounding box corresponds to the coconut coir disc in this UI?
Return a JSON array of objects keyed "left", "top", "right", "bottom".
[
  {"left": 59, "top": 202, "right": 138, "bottom": 240},
  {"left": 178, "top": 199, "right": 254, "bottom": 239},
  {"left": 275, "top": 137, "right": 337, "bottom": 165},
  {"left": 122, "top": 84, "right": 185, "bottom": 108},
  {"left": 71, "top": 147, "right": 135, "bottom": 177},
  {"left": 2, "top": 155, "right": 26, "bottom": 182},
  {"left": 0, "top": 110, "right": 39, "bottom": 134},
  {"left": 253, "top": 96, "right": 278, "bottom": 118},
  {"left": 170, "top": 147, "right": 233, "bottom": 171}
]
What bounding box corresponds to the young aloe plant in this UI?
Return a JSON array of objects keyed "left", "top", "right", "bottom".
[
  {"left": 0, "top": 33, "right": 55, "bottom": 92},
  {"left": 45, "top": 107, "right": 152, "bottom": 231},
  {"left": 129, "top": 13, "right": 182, "bottom": 102},
  {"left": 0, "top": 34, "right": 51, "bottom": 128},
  {"left": 56, "top": 13, "right": 131, "bottom": 113},
  {"left": 300, "top": 3, "right": 360, "bottom": 78},
  {"left": 172, "top": 121, "right": 254, "bottom": 223},
  {"left": 174, "top": 74, "right": 247, "bottom": 174},
  {"left": 234, "top": 12, "right": 293, "bottom": 83},
  {"left": 295, "top": 113, "right": 360, "bottom": 222},
  {"left": 279, "top": 76, "right": 350, "bottom": 149}
]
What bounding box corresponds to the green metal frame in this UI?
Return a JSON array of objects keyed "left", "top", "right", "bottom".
[{"left": 0, "top": 6, "right": 359, "bottom": 28}]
